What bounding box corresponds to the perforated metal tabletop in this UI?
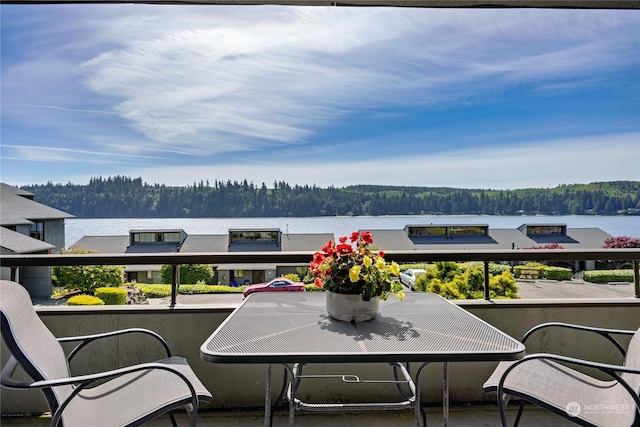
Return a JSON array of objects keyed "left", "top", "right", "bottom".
[{"left": 200, "top": 292, "right": 524, "bottom": 364}]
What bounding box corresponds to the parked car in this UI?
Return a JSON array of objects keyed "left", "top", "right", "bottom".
[
  {"left": 399, "top": 268, "right": 426, "bottom": 290},
  {"left": 243, "top": 277, "right": 305, "bottom": 298}
]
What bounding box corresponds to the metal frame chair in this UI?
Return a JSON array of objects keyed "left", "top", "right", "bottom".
[
  {"left": 1, "top": 280, "right": 212, "bottom": 426},
  {"left": 483, "top": 322, "right": 640, "bottom": 427}
]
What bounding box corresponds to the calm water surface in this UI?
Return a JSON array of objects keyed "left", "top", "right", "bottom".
[{"left": 65, "top": 215, "right": 639, "bottom": 247}]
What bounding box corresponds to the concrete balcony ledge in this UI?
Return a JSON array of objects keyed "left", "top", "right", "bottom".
[{"left": 2, "top": 403, "right": 579, "bottom": 426}]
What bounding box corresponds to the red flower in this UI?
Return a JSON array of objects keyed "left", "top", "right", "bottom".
[
  {"left": 336, "top": 243, "right": 353, "bottom": 254},
  {"left": 339, "top": 236, "right": 348, "bottom": 244},
  {"left": 361, "top": 231, "right": 373, "bottom": 244},
  {"left": 314, "top": 278, "right": 324, "bottom": 288},
  {"left": 378, "top": 251, "right": 384, "bottom": 257},
  {"left": 350, "top": 232, "right": 360, "bottom": 242},
  {"left": 313, "top": 252, "right": 325, "bottom": 263},
  {"left": 322, "top": 240, "right": 334, "bottom": 252}
]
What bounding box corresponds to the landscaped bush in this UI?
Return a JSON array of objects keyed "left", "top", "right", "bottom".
[
  {"left": 136, "top": 283, "right": 244, "bottom": 298},
  {"left": 415, "top": 262, "right": 519, "bottom": 299},
  {"left": 543, "top": 266, "right": 572, "bottom": 281},
  {"left": 95, "top": 287, "right": 127, "bottom": 305},
  {"left": 583, "top": 270, "right": 634, "bottom": 283},
  {"left": 178, "top": 283, "right": 244, "bottom": 294},
  {"left": 136, "top": 284, "right": 171, "bottom": 298},
  {"left": 283, "top": 273, "right": 301, "bottom": 282},
  {"left": 67, "top": 295, "right": 105, "bottom": 306},
  {"left": 159, "top": 264, "right": 213, "bottom": 284},
  {"left": 53, "top": 248, "right": 125, "bottom": 293}
]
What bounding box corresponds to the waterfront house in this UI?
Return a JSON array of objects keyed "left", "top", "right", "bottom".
[
  {"left": 368, "top": 223, "right": 613, "bottom": 271},
  {"left": 0, "top": 183, "right": 74, "bottom": 298},
  {"left": 72, "top": 228, "right": 333, "bottom": 284}
]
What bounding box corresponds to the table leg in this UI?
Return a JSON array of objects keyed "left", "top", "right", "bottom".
[
  {"left": 415, "top": 363, "right": 429, "bottom": 427},
  {"left": 265, "top": 364, "right": 272, "bottom": 427},
  {"left": 443, "top": 362, "right": 449, "bottom": 427}
]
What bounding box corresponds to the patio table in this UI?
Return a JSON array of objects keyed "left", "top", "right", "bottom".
[{"left": 200, "top": 292, "right": 524, "bottom": 426}]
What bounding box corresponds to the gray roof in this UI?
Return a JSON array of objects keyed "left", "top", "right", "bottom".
[
  {"left": 0, "top": 227, "right": 54, "bottom": 254},
  {"left": 1, "top": 183, "right": 74, "bottom": 226},
  {"left": 368, "top": 227, "right": 612, "bottom": 251},
  {"left": 179, "top": 233, "right": 334, "bottom": 253},
  {"left": 71, "top": 236, "right": 130, "bottom": 253}
]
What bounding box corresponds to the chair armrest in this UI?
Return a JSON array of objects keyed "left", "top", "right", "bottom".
[
  {"left": 496, "top": 353, "right": 640, "bottom": 413},
  {"left": 30, "top": 361, "right": 200, "bottom": 427},
  {"left": 58, "top": 328, "right": 172, "bottom": 362},
  {"left": 521, "top": 322, "right": 636, "bottom": 357},
  {"left": 1, "top": 356, "right": 30, "bottom": 389}
]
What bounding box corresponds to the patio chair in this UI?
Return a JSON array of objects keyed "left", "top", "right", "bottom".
[
  {"left": 483, "top": 322, "right": 640, "bottom": 427},
  {"left": 0, "top": 280, "right": 212, "bottom": 426}
]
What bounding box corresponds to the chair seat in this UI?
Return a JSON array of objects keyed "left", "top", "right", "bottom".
[
  {"left": 483, "top": 358, "right": 636, "bottom": 427},
  {"left": 61, "top": 356, "right": 212, "bottom": 427}
]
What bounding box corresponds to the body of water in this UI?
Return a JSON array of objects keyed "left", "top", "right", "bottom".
[{"left": 65, "top": 215, "right": 639, "bottom": 248}]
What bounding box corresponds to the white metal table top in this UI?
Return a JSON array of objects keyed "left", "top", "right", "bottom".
[{"left": 200, "top": 292, "right": 524, "bottom": 364}]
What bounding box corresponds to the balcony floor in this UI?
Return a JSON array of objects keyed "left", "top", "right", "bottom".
[{"left": 2, "top": 404, "right": 576, "bottom": 426}]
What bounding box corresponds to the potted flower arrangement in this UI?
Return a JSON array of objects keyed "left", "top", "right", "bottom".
[{"left": 310, "top": 231, "right": 404, "bottom": 321}]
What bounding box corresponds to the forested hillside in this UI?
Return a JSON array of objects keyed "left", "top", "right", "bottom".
[{"left": 21, "top": 177, "right": 640, "bottom": 218}]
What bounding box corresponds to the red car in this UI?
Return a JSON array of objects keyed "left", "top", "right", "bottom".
[{"left": 243, "top": 277, "right": 305, "bottom": 298}]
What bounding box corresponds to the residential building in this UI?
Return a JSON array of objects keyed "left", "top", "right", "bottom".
[
  {"left": 0, "top": 183, "right": 74, "bottom": 297},
  {"left": 72, "top": 228, "right": 333, "bottom": 285},
  {"left": 368, "top": 223, "right": 612, "bottom": 270}
]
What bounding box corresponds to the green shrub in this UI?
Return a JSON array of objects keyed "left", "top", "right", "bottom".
[
  {"left": 53, "top": 249, "right": 125, "bottom": 293},
  {"left": 425, "top": 279, "right": 466, "bottom": 300},
  {"left": 137, "top": 284, "right": 171, "bottom": 298},
  {"left": 489, "top": 271, "right": 520, "bottom": 299},
  {"left": 283, "top": 273, "right": 301, "bottom": 282},
  {"left": 178, "top": 283, "right": 244, "bottom": 294},
  {"left": 95, "top": 287, "right": 127, "bottom": 305},
  {"left": 583, "top": 270, "right": 634, "bottom": 283},
  {"left": 415, "top": 262, "right": 518, "bottom": 299},
  {"left": 67, "top": 295, "right": 105, "bottom": 306},
  {"left": 159, "top": 264, "right": 213, "bottom": 284},
  {"left": 136, "top": 283, "right": 244, "bottom": 298},
  {"left": 543, "top": 266, "right": 572, "bottom": 281}
]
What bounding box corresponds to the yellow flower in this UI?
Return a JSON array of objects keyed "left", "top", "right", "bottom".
[
  {"left": 363, "top": 255, "right": 372, "bottom": 268},
  {"left": 349, "top": 265, "right": 361, "bottom": 282},
  {"left": 390, "top": 261, "right": 400, "bottom": 276},
  {"left": 375, "top": 258, "right": 386, "bottom": 271},
  {"left": 397, "top": 291, "right": 405, "bottom": 301}
]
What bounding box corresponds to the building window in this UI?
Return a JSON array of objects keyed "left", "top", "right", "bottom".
[
  {"left": 29, "top": 222, "right": 44, "bottom": 241},
  {"left": 132, "top": 231, "right": 181, "bottom": 243},
  {"left": 526, "top": 225, "right": 566, "bottom": 235},
  {"left": 230, "top": 230, "right": 280, "bottom": 243},
  {"left": 407, "top": 226, "right": 447, "bottom": 236},
  {"left": 407, "top": 225, "right": 488, "bottom": 238},
  {"left": 449, "top": 226, "right": 488, "bottom": 236}
]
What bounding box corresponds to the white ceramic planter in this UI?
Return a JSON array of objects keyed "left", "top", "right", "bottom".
[{"left": 325, "top": 291, "right": 379, "bottom": 322}]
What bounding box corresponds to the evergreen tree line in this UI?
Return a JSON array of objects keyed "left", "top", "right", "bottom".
[{"left": 21, "top": 177, "right": 640, "bottom": 218}]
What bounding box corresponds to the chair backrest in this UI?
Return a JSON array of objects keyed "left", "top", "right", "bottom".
[
  {"left": 0, "top": 280, "right": 73, "bottom": 414},
  {"left": 621, "top": 327, "right": 640, "bottom": 424}
]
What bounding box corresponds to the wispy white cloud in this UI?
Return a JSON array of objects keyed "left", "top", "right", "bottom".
[
  {"left": 1, "top": 6, "right": 638, "bottom": 188},
  {"left": 78, "top": 132, "right": 637, "bottom": 190},
  {"left": 67, "top": 8, "right": 639, "bottom": 155}
]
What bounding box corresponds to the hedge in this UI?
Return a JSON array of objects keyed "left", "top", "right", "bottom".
[
  {"left": 136, "top": 283, "right": 245, "bottom": 298},
  {"left": 583, "top": 270, "right": 634, "bottom": 283},
  {"left": 67, "top": 295, "right": 105, "bottom": 306},
  {"left": 95, "top": 287, "right": 127, "bottom": 305}
]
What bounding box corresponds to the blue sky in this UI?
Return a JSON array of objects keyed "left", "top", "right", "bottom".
[{"left": 1, "top": 6, "right": 639, "bottom": 190}]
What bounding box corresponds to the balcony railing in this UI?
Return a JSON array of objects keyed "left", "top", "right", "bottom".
[
  {"left": 1, "top": 248, "right": 639, "bottom": 303},
  {"left": 2, "top": 249, "right": 639, "bottom": 419}
]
